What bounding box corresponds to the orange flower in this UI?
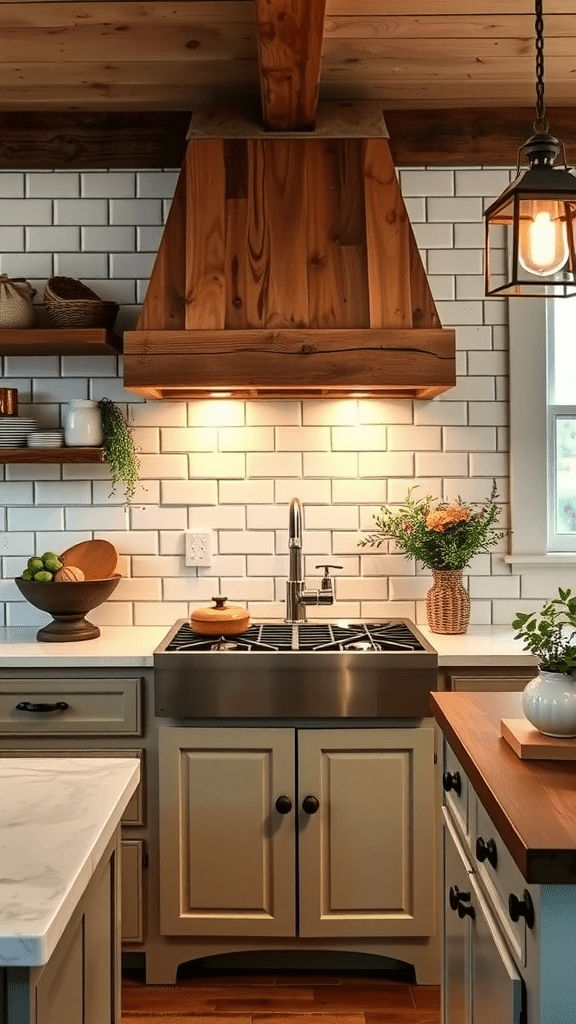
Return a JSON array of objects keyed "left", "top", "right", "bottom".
[{"left": 426, "top": 506, "right": 471, "bottom": 533}]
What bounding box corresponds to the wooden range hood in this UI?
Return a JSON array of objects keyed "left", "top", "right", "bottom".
[{"left": 124, "top": 101, "right": 455, "bottom": 401}]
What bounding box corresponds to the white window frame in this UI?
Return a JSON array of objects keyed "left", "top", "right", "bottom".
[{"left": 507, "top": 298, "right": 576, "bottom": 566}]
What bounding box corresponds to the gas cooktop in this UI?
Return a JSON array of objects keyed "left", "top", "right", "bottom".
[
  {"left": 153, "top": 618, "right": 438, "bottom": 720},
  {"left": 162, "top": 619, "right": 427, "bottom": 653}
]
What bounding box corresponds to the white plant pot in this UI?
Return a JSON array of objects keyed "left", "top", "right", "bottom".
[{"left": 522, "top": 669, "right": 576, "bottom": 738}]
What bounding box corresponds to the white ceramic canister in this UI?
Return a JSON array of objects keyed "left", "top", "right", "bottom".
[
  {"left": 522, "top": 668, "right": 576, "bottom": 737},
  {"left": 64, "top": 399, "right": 103, "bottom": 447}
]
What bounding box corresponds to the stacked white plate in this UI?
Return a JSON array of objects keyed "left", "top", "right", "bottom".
[
  {"left": 27, "top": 430, "right": 64, "bottom": 448},
  {"left": 0, "top": 417, "right": 37, "bottom": 448}
]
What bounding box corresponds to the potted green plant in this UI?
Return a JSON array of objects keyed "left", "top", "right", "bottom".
[
  {"left": 360, "top": 480, "right": 506, "bottom": 634},
  {"left": 512, "top": 589, "right": 576, "bottom": 737},
  {"left": 97, "top": 398, "right": 140, "bottom": 506}
]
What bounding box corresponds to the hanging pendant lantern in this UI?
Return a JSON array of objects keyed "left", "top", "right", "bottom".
[{"left": 485, "top": 0, "right": 576, "bottom": 297}]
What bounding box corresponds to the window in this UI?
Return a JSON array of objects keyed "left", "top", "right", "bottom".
[
  {"left": 508, "top": 297, "right": 576, "bottom": 563},
  {"left": 547, "top": 300, "right": 576, "bottom": 551}
]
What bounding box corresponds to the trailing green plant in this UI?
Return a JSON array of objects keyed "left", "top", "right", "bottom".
[
  {"left": 512, "top": 588, "right": 576, "bottom": 674},
  {"left": 98, "top": 397, "right": 140, "bottom": 505},
  {"left": 359, "top": 480, "right": 506, "bottom": 571}
]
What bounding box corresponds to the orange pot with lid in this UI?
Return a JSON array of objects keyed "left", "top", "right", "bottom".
[{"left": 190, "top": 596, "right": 250, "bottom": 635}]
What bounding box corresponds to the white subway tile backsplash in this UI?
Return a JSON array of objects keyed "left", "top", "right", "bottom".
[
  {"left": 81, "top": 172, "right": 136, "bottom": 197},
  {"left": 332, "top": 479, "right": 387, "bottom": 504},
  {"left": 276, "top": 426, "right": 331, "bottom": 450},
  {"left": 55, "top": 199, "right": 108, "bottom": 225},
  {"left": 332, "top": 425, "right": 387, "bottom": 451},
  {"left": 388, "top": 425, "right": 441, "bottom": 450},
  {"left": 161, "top": 480, "right": 218, "bottom": 505},
  {"left": 35, "top": 481, "right": 92, "bottom": 505},
  {"left": 219, "top": 426, "right": 274, "bottom": 451},
  {"left": 82, "top": 226, "right": 135, "bottom": 251},
  {"left": 0, "top": 173, "right": 25, "bottom": 198},
  {"left": 359, "top": 452, "right": 413, "bottom": 477},
  {"left": 161, "top": 426, "right": 217, "bottom": 452},
  {"left": 247, "top": 452, "right": 302, "bottom": 477},
  {"left": 304, "top": 452, "right": 358, "bottom": 477},
  {"left": 110, "top": 199, "right": 163, "bottom": 225},
  {"left": 0, "top": 166, "right": 527, "bottom": 623},
  {"left": 444, "top": 426, "right": 497, "bottom": 451},
  {"left": 358, "top": 399, "right": 413, "bottom": 424},
  {"left": 0, "top": 227, "right": 24, "bottom": 250},
  {"left": 247, "top": 401, "right": 300, "bottom": 425},
  {"left": 219, "top": 479, "right": 274, "bottom": 504},
  {"left": 274, "top": 479, "right": 331, "bottom": 504}
]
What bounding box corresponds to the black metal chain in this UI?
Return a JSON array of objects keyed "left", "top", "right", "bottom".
[{"left": 534, "top": 0, "right": 549, "bottom": 133}]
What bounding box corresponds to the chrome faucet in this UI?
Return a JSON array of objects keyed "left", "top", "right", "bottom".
[{"left": 285, "top": 497, "right": 342, "bottom": 623}]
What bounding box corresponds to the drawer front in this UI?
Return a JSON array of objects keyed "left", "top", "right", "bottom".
[
  {"left": 122, "top": 840, "right": 145, "bottom": 943},
  {"left": 0, "top": 677, "right": 142, "bottom": 736},
  {"left": 0, "top": 747, "right": 145, "bottom": 825},
  {"left": 443, "top": 740, "right": 469, "bottom": 838},
  {"left": 474, "top": 799, "right": 528, "bottom": 964}
]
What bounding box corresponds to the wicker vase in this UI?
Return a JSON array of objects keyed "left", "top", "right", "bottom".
[{"left": 426, "top": 568, "right": 470, "bottom": 634}]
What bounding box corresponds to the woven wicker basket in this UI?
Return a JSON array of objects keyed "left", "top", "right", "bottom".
[
  {"left": 426, "top": 569, "right": 470, "bottom": 634},
  {"left": 44, "top": 277, "right": 119, "bottom": 330}
]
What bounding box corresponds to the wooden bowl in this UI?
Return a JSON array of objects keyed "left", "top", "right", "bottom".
[{"left": 15, "top": 574, "right": 121, "bottom": 642}]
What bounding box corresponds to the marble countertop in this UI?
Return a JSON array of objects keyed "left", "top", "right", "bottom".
[
  {"left": 0, "top": 623, "right": 535, "bottom": 667},
  {"left": 0, "top": 757, "right": 140, "bottom": 966}
]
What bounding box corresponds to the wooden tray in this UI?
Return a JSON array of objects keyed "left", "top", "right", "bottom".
[{"left": 501, "top": 718, "right": 576, "bottom": 759}]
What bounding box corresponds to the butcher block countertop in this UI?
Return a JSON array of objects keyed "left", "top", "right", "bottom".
[{"left": 431, "top": 690, "right": 576, "bottom": 885}]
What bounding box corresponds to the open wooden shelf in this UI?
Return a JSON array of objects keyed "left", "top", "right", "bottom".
[
  {"left": 0, "top": 448, "right": 106, "bottom": 463},
  {"left": 0, "top": 329, "right": 122, "bottom": 356}
]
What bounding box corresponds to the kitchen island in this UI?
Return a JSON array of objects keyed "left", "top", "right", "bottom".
[
  {"left": 431, "top": 690, "right": 576, "bottom": 1024},
  {"left": 0, "top": 756, "right": 140, "bottom": 1023}
]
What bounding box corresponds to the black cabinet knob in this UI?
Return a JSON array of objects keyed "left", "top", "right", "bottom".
[
  {"left": 442, "top": 770, "right": 462, "bottom": 796},
  {"left": 508, "top": 890, "right": 535, "bottom": 929},
  {"left": 476, "top": 836, "right": 498, "bottom": 868},
  {"left": 457, "top": 901, "right": 475, "bottom": 920},
  {"left": 275, "top": 795, "right": 293, "bottom": 814},
  {"left": 302, "top": 795, "right": 320, "bottom": 814},
  {"left": 449, "top": 885, "right": 471, "bottom": 911}
]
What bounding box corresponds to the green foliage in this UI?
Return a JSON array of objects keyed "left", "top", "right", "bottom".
[
  {"left": 512, "top": 588, "right": 576, "bottom": 674},
  {"left": 359, "top": 480, "right": 506, "bottom": 571},
  {"left": 98, "top": 398, "right": 140, "bottom": 506}
]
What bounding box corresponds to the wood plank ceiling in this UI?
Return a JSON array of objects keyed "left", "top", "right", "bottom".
[{"left": 0, "top": 1, "right": 575, "bottom": 168}]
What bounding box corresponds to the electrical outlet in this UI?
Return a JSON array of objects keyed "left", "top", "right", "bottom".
[{"left": 185, "top": 530, "right": 212, "bottom": 567}]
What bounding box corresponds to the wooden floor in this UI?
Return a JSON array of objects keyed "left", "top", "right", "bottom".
[{"left": 121, "top": 969, "right": 441, "bottom": 1024}]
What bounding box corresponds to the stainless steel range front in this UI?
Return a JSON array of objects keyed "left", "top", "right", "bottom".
[{"left": 153, "top": 618, "right": 438, "bottom": 719}]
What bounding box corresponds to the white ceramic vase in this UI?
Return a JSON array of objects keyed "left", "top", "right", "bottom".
[
  {"left": 522, "top": 668, "right": 576, "bottom": 737},
  {"left": 64, "top": 400, "right": 103, "bottom": 447}
]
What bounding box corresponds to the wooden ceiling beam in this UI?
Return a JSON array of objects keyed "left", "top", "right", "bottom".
[
  {"left": 1, "top": 107, "right": 576, "bottom": 170},
  {"left": 253, "top": 0, "right": 327, "bottom": 131}
]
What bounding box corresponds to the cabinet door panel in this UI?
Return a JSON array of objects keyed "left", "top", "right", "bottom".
[
  {"left": 158, "top": 726, "right": 296, "bottom": 937},
  {"left": 443, "top": 813, "right": 471, "bottom": 1024},
  {"left": 298, "top": 727, "right": 435, "bottom": 937},
  {"left": 469, "top": 872, "right": 524, "bottom": 1024}
]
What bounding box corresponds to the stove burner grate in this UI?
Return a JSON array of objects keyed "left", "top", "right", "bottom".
[{"left": 163, "top": 620, "right": 425, "bottom": 653}]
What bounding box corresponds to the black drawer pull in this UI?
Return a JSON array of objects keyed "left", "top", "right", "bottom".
[
  {"left": 508, "top": 890, "right": 535, "bottom": 929},
  {"left": 302, "top": 795, "right": 320, "bottom": 814},
  {"left": 442, "top": 770, "right": 462, "bottom": 796},
  {"left": 476, "top": 836, "right": 498, "bottom": 868},
  {"left": 16, "top": 701, "right": 69, "bottom": 714},
  {"left": 449, "top": 885, "right": 470, "bottom": 911}
]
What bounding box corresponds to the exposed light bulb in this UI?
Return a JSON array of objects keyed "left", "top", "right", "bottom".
[{"left": 518, "top": 200, "right": 569, "bottom": 276}]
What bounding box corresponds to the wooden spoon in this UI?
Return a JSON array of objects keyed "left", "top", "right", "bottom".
[{"left": 60, "top": 539, "right": 119, "bottom": 580}]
